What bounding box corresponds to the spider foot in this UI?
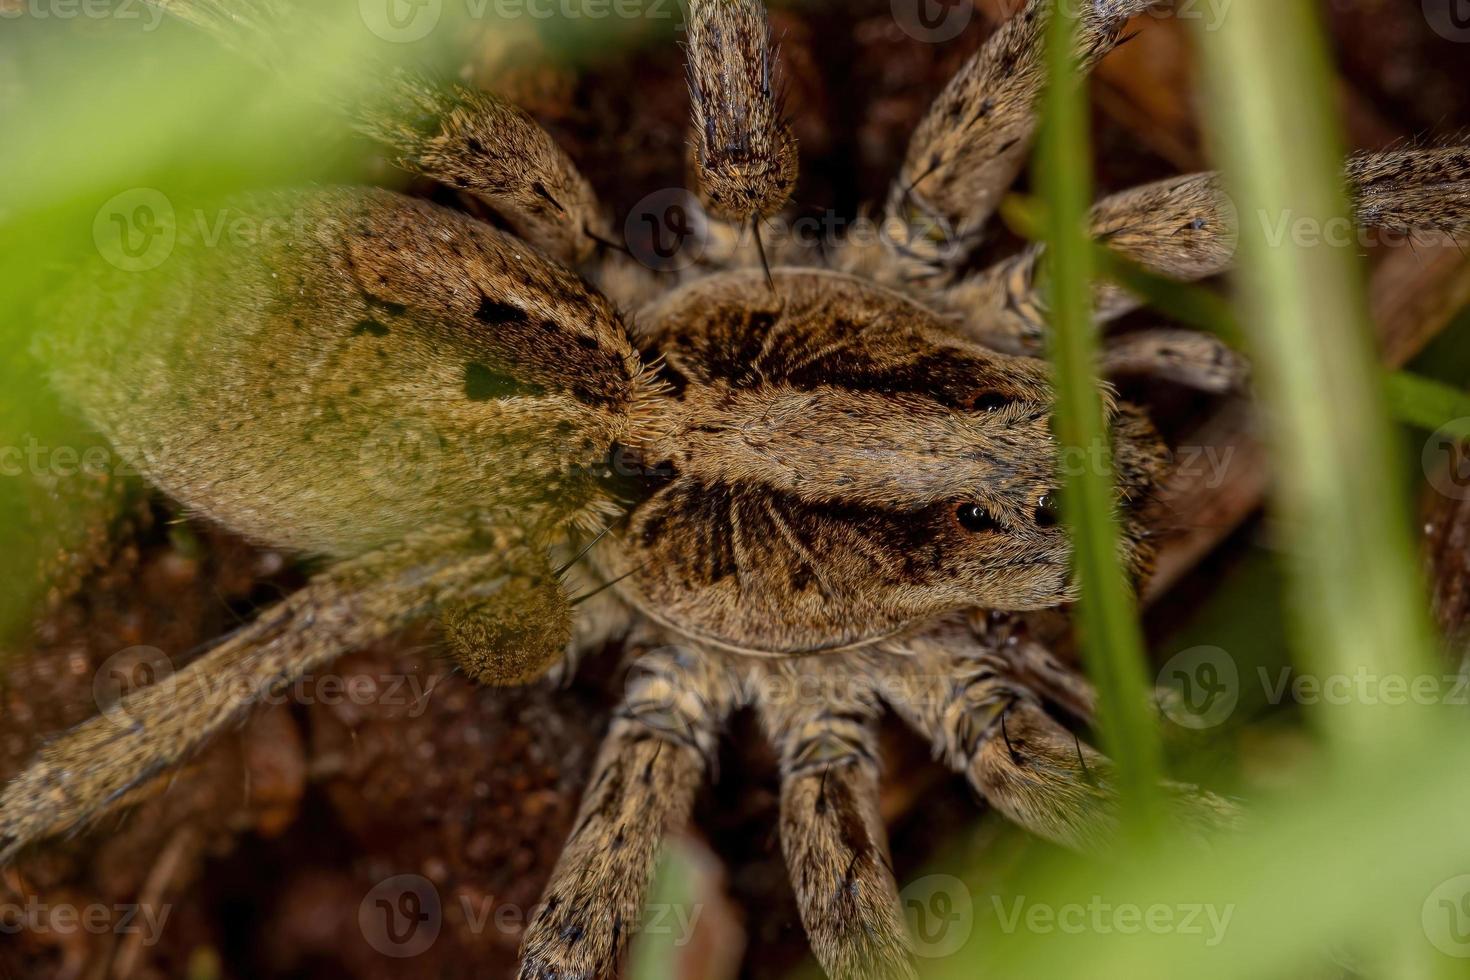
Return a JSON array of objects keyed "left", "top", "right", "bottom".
[
  {"left": 520, "top": 636, "right": 734, "bottom": 977},
  {"left": 755, "top": 659, "right": 917, "bottom": 980},
  {"left": 884, "top": 624, "right": 1242, "bottom": 852}
]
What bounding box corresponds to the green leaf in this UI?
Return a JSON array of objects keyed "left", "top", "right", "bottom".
[
  {"left": 1036, "top": 0, "right": 1163, "bottom": 830},
  {"left": 1385, "top": 372, "right": 1470, "bottom": 437}
]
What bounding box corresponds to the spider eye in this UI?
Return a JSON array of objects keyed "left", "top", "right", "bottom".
[
  {"left": 1034, "top": 491, "right": 1062, "bottom": 528},
  {"left": 969, "top": 391, "right": 1009, "bottom": 412},
  {"left": 956, "top": 503, "right": 1001, "bottom": 533}
]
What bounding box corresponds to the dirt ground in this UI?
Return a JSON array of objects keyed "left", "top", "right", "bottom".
[{"left": 4, "top": 1, "right": 1470, "bottom": 978}]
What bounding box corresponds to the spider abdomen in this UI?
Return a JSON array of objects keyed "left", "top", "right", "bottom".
[{"left": 41, "top": 186, "right": 656, "bottom": 556}]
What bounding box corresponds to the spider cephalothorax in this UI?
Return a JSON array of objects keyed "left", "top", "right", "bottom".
[
  {"left": 608, "top": 267, "right": 1167, "bottom": 655},
  {"left": 3, "top": 1, "right": 1469, "bottom": 978}
]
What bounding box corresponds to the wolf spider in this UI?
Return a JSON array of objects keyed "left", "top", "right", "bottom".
[{"left": 4, "top": 0, "right": 1470, "bottom": 977}]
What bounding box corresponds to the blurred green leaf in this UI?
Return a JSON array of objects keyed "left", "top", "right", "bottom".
[
  {"left": 1036, "top": 2, "right": 1163, "bottom": 828},
  {"left": 1195, "top": 0, "right": 1438, "bottom": 742},
  {"left": 626, "top": 844, "right": 700, "bottom": 980},
  {"left": 1385, "top": 372, "right": 1470, "bottom": 437}
]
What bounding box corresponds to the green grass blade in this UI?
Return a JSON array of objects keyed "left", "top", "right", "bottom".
[
  {"left": 1037, "top": 1, "right": 1162, "bottom": 827},
  {"left": 625, "top": 845, "right": 700, "bottom": 980},
  {"left": 1385, "top": 372, "right": 1470, "bottom": 436},
  {"left": 1193, "top": 0, "right": 1438, "bottom": 750}
]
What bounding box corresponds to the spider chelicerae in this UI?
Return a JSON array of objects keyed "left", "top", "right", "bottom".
[{"left": 3, "top": 0, "right": 1469, "bottom": 977}]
